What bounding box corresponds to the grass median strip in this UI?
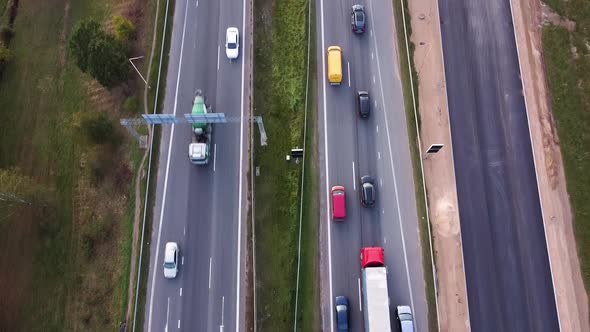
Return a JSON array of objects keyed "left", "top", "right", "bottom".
[
  {"left": 253, "top": 0, "right": 319, "bottom": 330},
  {"left": 541, "top": 1, "right": 590, "bottom": 300}
]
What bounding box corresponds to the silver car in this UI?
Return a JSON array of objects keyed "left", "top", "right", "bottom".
[{"left": 396, "top": 305, "right": 414, "bottom": 332}]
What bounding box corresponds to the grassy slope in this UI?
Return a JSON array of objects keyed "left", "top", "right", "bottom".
[
  {"left": 542, "top": 0, "right": 590, "bottom": 300},
  {"left": 0, "top": 0, "right": 155, "bottom": 330},
  {"left": 253, "top": 0, "right": 318, "bottom": 330},
  {"left": 391, "top": 0, "right": 438, "bottom": 330}
]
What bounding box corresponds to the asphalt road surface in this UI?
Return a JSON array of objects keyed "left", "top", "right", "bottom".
[
  {"left": 143, "top": 0, "right": 250, "bottom": 331},
  {"left": 438, "top": 0, "right": 559, "bottom": 330},
  {"left": 317, "top": 0, "right": 429, "bottom": 330}
]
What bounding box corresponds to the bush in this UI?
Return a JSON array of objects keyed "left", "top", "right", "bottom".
[
  {"left": 112, "top": 15, "right": 135, "bottom": 41},
  {"left": 0, "top": 25, "right": 14, "bottom": 44},
  {"left": 0, "top": 41, "right": 12, "bottom": 65},
  {"left": 123, "top": 95, "right": 139, "bottom": 113},
  {"left": 81, "top": 112, "right": 115, "bottom": 145},
  {"left": 69, "top": 19, "right": 130, "bottom": 88}
]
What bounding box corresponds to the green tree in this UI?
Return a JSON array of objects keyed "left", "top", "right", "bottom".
[
  {"left": 69, "top": 19, "right": 130, "bottom": 88},
  {"left": 86, "top": 32, "right": 130, "bottom": 87},
  {"left": 112, "top": 15, "right": 135, "bottom": 41},
  {"left": 69, "top": 19, "right": 102, "bottom": 72}
]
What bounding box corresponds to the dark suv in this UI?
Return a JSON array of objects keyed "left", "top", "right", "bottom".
[
  {"left": 360, "top": 175, "right": 375, "bottom": 207},
  {"left": 357, "top": 91, "right": 370, "bottom": 118},
  {"left": 351, "top": 5, "right": 366, "bottom": 34}
]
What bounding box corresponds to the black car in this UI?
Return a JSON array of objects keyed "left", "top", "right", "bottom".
[
  {"left": 335, "top": 296, "right": 349, "bottom": 331},
  {"left": 360, "top": 175, "right": 375, "bottom": 207},
  {"left": 357, "top": 91, "right": 370, "bottom": 118},
  {"left": 351, "top": 4, "right": 366, "bottom": 34}
]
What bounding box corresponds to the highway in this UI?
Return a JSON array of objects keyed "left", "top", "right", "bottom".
[
  {"left": 317, "top": 0, "right": 429, "bottom": 330},
  {"left": 438, "top": 0, "right": 559, "bottom": 330},
  {"left": 143, "top": 0, "right": 249, "bottom": 331}
]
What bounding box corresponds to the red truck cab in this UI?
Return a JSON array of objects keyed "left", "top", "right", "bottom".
[
  {"left": 331, "top": 185, "right": 346, "bottom": 221},
  {"left": 360, "top": 246, "right": 385, "bottom": 268}
]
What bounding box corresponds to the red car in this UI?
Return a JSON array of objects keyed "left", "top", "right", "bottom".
[{"left": 331, "top": 185, "right": 346, "bottom": 221}]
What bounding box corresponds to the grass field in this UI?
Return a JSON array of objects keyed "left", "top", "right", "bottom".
[
  {"left": 253, "top": 0, "right": 319, "bottom": 330},
  {"left": 542, "top": 0, "right": 590, "bottom": 307},
  {"left": 0, "top": 0, "right": 156, "bottom": 330},
  {"left": 391, "top": 0, "right": 438, "bottom": 330}
]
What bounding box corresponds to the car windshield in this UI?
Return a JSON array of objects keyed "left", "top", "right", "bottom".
[
  {"left": 164, "top": 262, "right": 175, "bottom": 269},
  {"left": 227, "top": 41, "right": 237, "bottom": 49},
  {"left": 399, "top": 313, "right": 413, "bottom": 321}
]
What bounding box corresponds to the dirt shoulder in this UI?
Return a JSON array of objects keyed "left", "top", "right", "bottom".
[
  {"left": 406, "top": 0, "right": 470, "bottom": 331},
  {"left": 509, "top": 0, "right": 589, "bottom": 330}
]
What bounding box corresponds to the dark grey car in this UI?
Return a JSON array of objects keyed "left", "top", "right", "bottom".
[
  {"left": 360, "top": 175, "right": 375, "bottom": 207},
  {"left": 351, "top": 4, "right": 366, "bottom": 34},
  {"left": 357, "top": 91, "right": 370, "bottom": 118}
]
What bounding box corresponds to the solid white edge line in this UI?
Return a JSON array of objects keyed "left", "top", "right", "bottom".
[
  {"left": 319, "top": 0, "right": 335, "bottom": 329},
  {"left": 368, "top": 0, "right": 418, "bottom": 327},
  {"left": 235, "top": 0, "right": 247, "bottom": 328},
  {"left": 147, "top": 2, "right": 190, "bottom": 331},
  {"left": 352, "top": 161, "right": 356, "bottom": 191},
  {"left": 507, "top": 0, "right": 561, "bottom": 329},
  {"left": 358, "top": 278, "right": 362, "bottom": 312}
]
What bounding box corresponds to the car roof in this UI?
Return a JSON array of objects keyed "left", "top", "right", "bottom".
[
  {"left": 364, "top": 185, "right": 374, "bottom": 203},
  {"left": 332, "top": 187, "right": 346, "bottom": 219},
  {"left": 336, "top": 308, "right": 348, "bottom": 328},
  {"left": 165, "top": 242, "right": 177, "bottom": 262}
]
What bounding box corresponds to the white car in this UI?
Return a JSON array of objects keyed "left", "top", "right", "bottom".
[
  {"left": 163, "top": 242, "right": 179, "bottom": 279},
  {"left": 225, "top": 27, "right": 240, "bottom": 59}
]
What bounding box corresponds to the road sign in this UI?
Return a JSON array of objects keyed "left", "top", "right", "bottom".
[{"left": 426, "top": 143, "right": 444, "bottom": 154}]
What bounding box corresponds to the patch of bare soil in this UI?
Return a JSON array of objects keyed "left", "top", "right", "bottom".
[
  {"left": 0, "top": 209, "right": 37, "bottom": 331},
  {"left": 510, "top": 0, "right": 589, "bottom": 330},
  {"left": 407, "top": 0, "right": 470, "bottom": 331}
]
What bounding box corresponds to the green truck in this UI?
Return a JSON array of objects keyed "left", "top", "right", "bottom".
[{"left": 188, "top": 90, "right": 212, "bottom": 165}]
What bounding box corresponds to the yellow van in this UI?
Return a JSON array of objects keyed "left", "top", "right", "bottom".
[{"left": 327, "top": 46, "right": 342, "bottom": 85}]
